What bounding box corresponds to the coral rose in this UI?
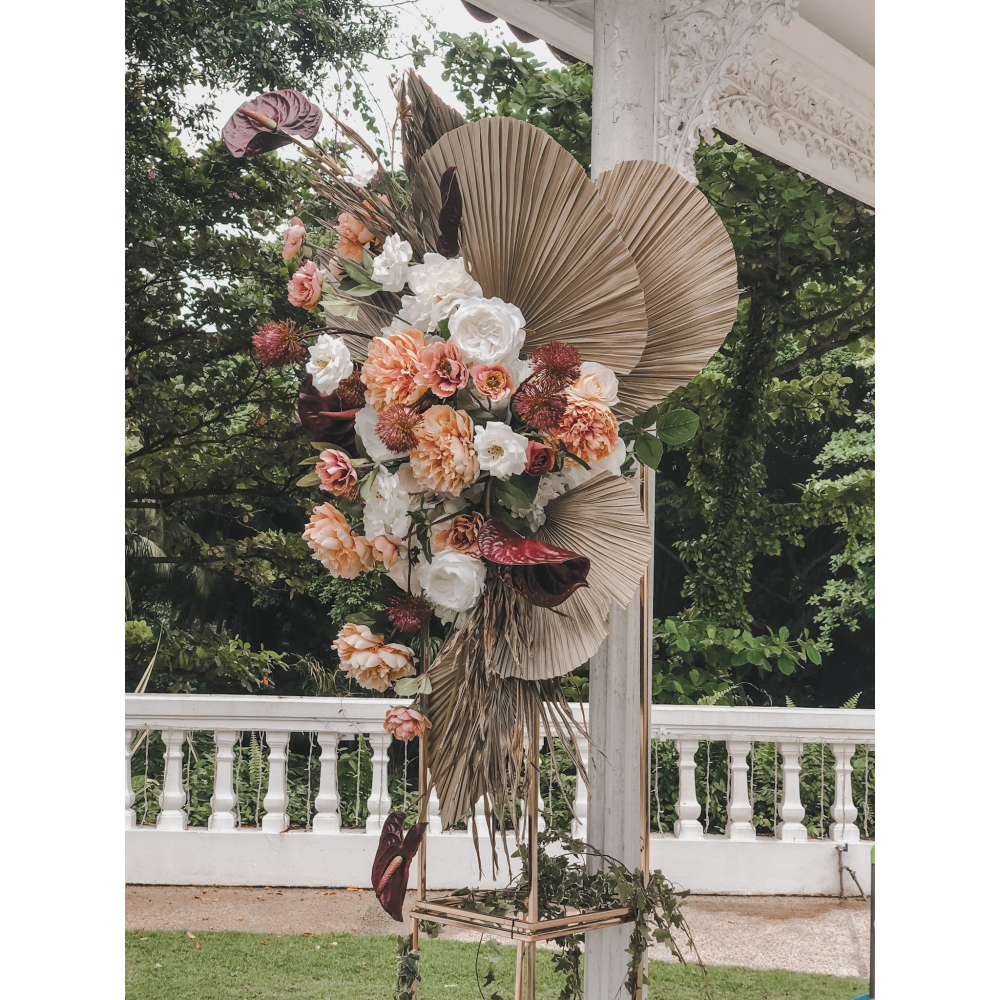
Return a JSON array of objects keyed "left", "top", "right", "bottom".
[
  {"left": 282, "top": 216, "right": 306, "bottom": 260},
  {"left": 316, "top": 448, "right": 359, "bottom": 499},
  {"left": 361, "top": 327, "right": 428, "bottom": 412},
  {"left": 370, "top": 534, "right": 400, "bottom": 568},
  {"left": 302, "top": 503, "right": 374, "bottom": 579},
  {"left": 415, "top": 340, "right": 469, "bottom": 398},
  {"left": 432, "top": 512, "right": 484, "bottom": 555},
  {"left": 288, "top": 259, "right": 326, "bottom": 310},
  {"left": 409, "top": 405, "right": 480, "bottom": 498},
  {"left": 383, "top": 706, "right": 430, "bottom": 741},
  {"left": 555, "top": 397, "right": 619, "bottom": 466},
  {"left": 524, "top": 441, "right": 556, "bottom": 477},
  {"left": 469, "top": 363, "right": 515, "bottom": 402},
  {"left": 333, "top": 623, "right": 415, "bottom": 693}
]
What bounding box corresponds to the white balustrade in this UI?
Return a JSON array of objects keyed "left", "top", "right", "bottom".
[
  {"left": 673, "top": 737, "right": 705, "bottom": 840},
  {"left": 208, "top": 730, "right": 238, "bottom": 831},
  {"left": 776, "top": 741, "right": 808, "bottom": 841},
  {"left": 365, "top": 732, "right": 392, "bottom": 834},
  {"left": 572, "top": 739, "right": 589, "bottom": 841},
  {"left": 470, "top": 796, "right": 490, "bottom": 840},
  {"left": 725, "top": 740, "right": 757, "bottom": 841},
  {"left": 829, "top": 742, "right": 861, "bottom": 842},
  {"left": 312, "top": 731, "right": 342, "bottom": 834},
  {"left": 261, "top": 731, "right": 290, "bottom": 833},
  {"left": 427, "top": 782, "right": 442, "bottom": 835},
  {"left": 126, "top": 728, "right": 136, "bottom": 829},
  {"left": 157, "top": 728, "right": 187, "bottom": 831}
]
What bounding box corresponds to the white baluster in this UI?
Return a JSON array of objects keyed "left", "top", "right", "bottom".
[
  {"left": 829, "top": 742, "right": 861, "bottom": 842},
  {"left": 261, "top": 731, "right": 290, "bottom": 833},
  {"left": 572, "top": 740, "right": 589, "bottom": 841},
  {"left": 157, "top": 729, "right": 187, "bottom": 831},
  {"left": 469, "top": 796, "right": 490, "bottom": 839},
  {"left": 366, "top": 732, "right": 393, "bottom": 834},
  {"left": 313, "top": 731, "right": 342, "bottom": 834},
  {"left": 125, "top": 729, "right": 136, "bottom": 829},
  {"left": 725, "top": 740, "right": 756, "bottom": 841},
  {"left": 208, "top": 730, "right": 238, "bottom": 831},
  {"left": 427, "top": 781, "right": 442, "bottom": 835},
  {"left": 673, "top": 738, "right": 704, "bottom": 840},
  {"left": 776, "top": 741, "right": 808, "bottom": 841},
  {"left": 537, "top": 778, "right": 547, "bottom": 834}
]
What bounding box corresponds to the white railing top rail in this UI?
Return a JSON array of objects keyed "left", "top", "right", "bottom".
[{"left": 125, "top": 693, "right": 873, "bottom": 744}]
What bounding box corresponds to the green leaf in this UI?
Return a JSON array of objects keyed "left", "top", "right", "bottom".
[
  {"left": 298, "top": 457, "right": 322, "bottom": 465},
  {"left": 309, "top": 442, "right": 337, "bottom": 450},
  {"left": 394, "top": 674, "right": 433, "bottom": 696},
  {"left": 320, "top": 294, "right": 360, "bottom": 320},
  {"left": 777, "top": 654, "right": 797, "bottom": 676},
  {"left": 656, "top": 409, "right": 700, "bottom": 444},
  {"left": 491, "top": 504, "right": 526, "bottom": 534},
  {"left": 358, "top": 469, "right": 377, "bottom": 500},
  {"left": 493, "top": 479, "right": 532, "bottom": 510},
  {"left": 340, "top": 256, "right": 376, "bottom": 286},
  {"left": 437, "top": 318, "right": 451, "bottom": 340},
  {"left": 361, "top": 249, "right": 375, "bottom": 277},
  {"left": 344, "top": 612, "right": 377, "bottom": 626},
  {"left": 633, "top": 432, "right": 663, "bottom": 468},
  {"left": 506, "top": 472, "right": 539, "bottom": 505},
  {"left": 296, "top": 471, "right": 321, "bottom": 487}
]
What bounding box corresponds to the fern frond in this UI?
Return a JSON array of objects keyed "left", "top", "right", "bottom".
[{"left": 839, "top": 691, "right": 862, "bottom": 710}]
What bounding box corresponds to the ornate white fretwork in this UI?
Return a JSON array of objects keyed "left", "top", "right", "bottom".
[{"left": 657, "top": 0, "right": 798, "bottom": 182}]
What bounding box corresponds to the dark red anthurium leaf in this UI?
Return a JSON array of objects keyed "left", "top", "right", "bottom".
[
  {"left": 223, "top": 90, "right": 322, "bottom": 158},
  {"left": 478, "top": 519, "right": 590, "bottom": 608},
  {"left": 436, "top": 166, "right": 463, "bottom": 257},
  {"left": 297, "top": 377, "right": 361, "bottom": 457},
  {"left": 371, "top": 812, "right": 427, "bottom": 921}
]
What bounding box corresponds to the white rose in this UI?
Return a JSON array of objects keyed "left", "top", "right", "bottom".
[
  {"left": 344, "top": 161, "right": 379, "bottom": 186},
  {"left": 504, "top": 355, "right": 531, "bottom": 389},
  {"left": 474, "top": 421, "right": 529, "bottom": 480},
  {"left": 306, "top": 334, "right": 353, "bottom": 394},
  {"left": 355, "top": 405, "right": 407, "bottom": 464},
  {"left": 388, "top": 548, "right": 426, "bottom": 594},
  {"left": 363, "top": 467, "right": 411, "bottom": 540},
  {"left": 448, "top": 297, "right": 526, "bottom": 366},
  {"left": 567, "top": 361, "right": 620, "bottom": 408},
  {"left": 371, "top": 234, "right": 412, "bottom": 293},
  {"left": 417, "top": 551, "right": 486, "bottom": 612},
  {"left": 398, "top": 253, "right": 482, "bottom": 333}
]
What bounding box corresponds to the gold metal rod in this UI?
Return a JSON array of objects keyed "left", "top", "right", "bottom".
[
  {"left": 527, "top": 706, "right": 539, "bottom": 926},
  {"left": 515, "top": 940, "right": 525, "bottom": 999},
  {"left": 639, "top": 463, "right": 654, "bottom": 887}
]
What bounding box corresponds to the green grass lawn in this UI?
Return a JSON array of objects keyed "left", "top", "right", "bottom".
[{"left": 126, "top": 931, "right": 867, "bottom": 1000}]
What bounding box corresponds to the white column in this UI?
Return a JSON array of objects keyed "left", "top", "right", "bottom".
[
  {"left": 572, "top": 739, "right": 589, "bottom": 841},
  {"left": 261, "top": 731, "right": 290, "bottom": 834},
  {"left": 829, "top": 742, "right": 861, "bottom": 842},
  {"left": 312, "top": 731, "right": 342, "bottom": 834},
  {"left": 673, "top": 737, "right": 704, "bottom": 840},
  {"left": 125, "top": 729, "right": 136, "bottom": 829},
  {"left": 725, "top": 740, "right": 756, "bottom": 841},
  {"left": 427, "top": 781, "right": 442, "bottom": 835},
  {"left": 156, "top": 728, "right": 187, "bottom": 831},
  {"left": 776, "top": 740, "right": 808, "bottom": 841},
  {"left": 208, "top": 730, "right": 238, "bottom": 831},
  {"left": 366, "top": 732, "right": 393, "bottom": 834}
]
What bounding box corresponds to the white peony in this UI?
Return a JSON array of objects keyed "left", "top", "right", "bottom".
[
  {"left": 343, "top": 161, "right": 379, "bottom": 186},
  {"left": 355, "top": 406, "right": 407, "bottom": 464},
  {"left": 363, "top": 467, "right": 411, "bottom": 540},
  {"left": 448, "top": 297, "right": 526, "bottom": 366},
  {"left": 306, "top": 334, "right": 353, "bottom": 394},
  {"left": 474, "top": 421, "right": 529, "bottom": 480},
  {"left": 398, "top": 253, "right": 482, "bottom": 332},
  {"left": 388, "top": 548, "right": 426, "bottom": 594},
  {"left": 417, "top": 551, "right": 486, "bottom": 612},
  {"left": 567, "top": 361, "right": 620, "bottom": 408},
  {"left": 371, "top": 234, "right": 412, "bottom": 293}
]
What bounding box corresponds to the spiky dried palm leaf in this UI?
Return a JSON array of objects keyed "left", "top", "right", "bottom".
[{"left": 394, "top": 70, "right": 466, "bottom": 181}]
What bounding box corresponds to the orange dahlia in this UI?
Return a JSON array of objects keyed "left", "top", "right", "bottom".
[
  {"left": 409, "top": 405, "right": 480, "bottom": 497},
  {"left": 361, "top": 328, "right": 428, "bottom": 412},
  {"left": 302, "top": 504, "right": 374, "bottom": 579},
  {"left": 555, "top": 397, "right": 619, "bottom": 466}
]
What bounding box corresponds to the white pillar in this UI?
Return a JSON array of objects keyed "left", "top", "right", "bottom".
[
  {"left": 313, "top": 731, "right": 342, "bottom": 834},
  {"left": 208, "top": 730, "right": 238, "bottom": 831},
  {"left": 829, "top": 742, "right": 861, "bottom": 842},
  {"left": 156, "top": 728, "right": 187, "bottom": 831},
  {"left": 427, "top": 781, "right": 442, "bottom": 835},
  {"left": 673, "top": 738, "right": 704, "bottom": 840},
  {"left": 776, "top": 741, "right": 808, "bottom": 841},
  {"left": 261, "top": 731, "right": 290, "bottom": 834},
  {"left": 572, "top": 739, "right": 589, "bottom": 841},
  {"left": 366, "top": 732, "right": 393, "bottom": 834},
  {"left": 470, "top": 796, "right": 490, "bottom": 840},
  {"left": 125, "top": 729, "right": 136, "bottom": 829},
  {"left": 725, "top": 740, "right": 757, "bottom": 840}
]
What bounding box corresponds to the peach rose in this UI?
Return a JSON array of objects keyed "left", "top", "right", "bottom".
[
  {"left": 415, "top": 340, "right": 469, "bottom": 398},
  {"left": 409, "top": 405, "right": 480, "bottom": 498},
  {"left": 332, "top": 211, "right": 377, "bottom": 276},
  {"left": 567, "top": 361, "right": 620, "bottom": 408},
  {"left": 524, "top": 441, "right": 556, "bottom": 477},
  {"left": 334, "top": 622, "right": 415, "bottom": 692},
  {"left": 469, "top": 363, "right": 515, "bottom": 402},
  {"left": 556, "top": 397, "right": 619, "bottom": 466},
  {"left": 432, "top": 512, "right": 484, "bottom": 555},
  {"left": 316, "top": 448, "right": 359, "bottom": 499},
  {"left": 370, "top": 533, "right": 401, "bottom": 568},
  {"left": 302, "top": 503, "right": 374, "bottom": 579},
  {"left": 287, "top": 259, "right": 326, "bottom": 310},
  {"left": 282, "top": 216, "right": 306, "bottom": 260},
  {"left": 361, "top": 327, "right": 428, "bottom": 412},
  {"left": 383, "top": 706, "right": 431, "bottom": 741}
]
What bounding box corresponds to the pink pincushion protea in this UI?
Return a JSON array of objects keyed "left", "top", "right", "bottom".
[
  {"left": 253, "top": 320, "right": 304, "bottom": 367},
  {"left": 316, "top": 448, "right": 359, "bottom": 498},
  {"left": 383, "top": 706, "right": 430, "bottom": 741},
  {"left": 415, "top": 341, "right": 469, "bottom": 397},
  {"left": 333, "top": 622, "right": 415, "bottom": 692}
]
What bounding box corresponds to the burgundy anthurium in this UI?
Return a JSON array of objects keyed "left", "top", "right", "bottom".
[
  {"left": 222, "top": 90, "right": 323, "bottom": 158},
  {"left": 478, "top": 519, "right": 590, "bottom": 608},
  {"left": 371, "top": 812, "right": 428, "bottom": 921},
  {"left": 297, "top": 373, "right": 362, "bottom": 457}
]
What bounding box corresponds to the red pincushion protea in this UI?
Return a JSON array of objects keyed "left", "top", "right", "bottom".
[
  {"left": 377, "top": 403, "right": 424, "bottom": 452},
  {"left": 530, "top": 341, "right": 581, "bottom": 392},
  {"left": 388, "top": 593, "right": 432, "bottom": 634},
  {"left": 514, "top": 385, "right": 567, "bottom": 431},
  {"left": 253, "top": 320, "right": 304, "bottom": 367}
]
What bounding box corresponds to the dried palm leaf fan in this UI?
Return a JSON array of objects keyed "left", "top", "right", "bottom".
[
  {"left": 411, "top": 117, "right": 649, "bottom": 375},
  {"left": 594, "top": 160, "right": 740, "bottom": 416},
  {"left": 394, "top": 69, "right": 466, "bottom": 181}
]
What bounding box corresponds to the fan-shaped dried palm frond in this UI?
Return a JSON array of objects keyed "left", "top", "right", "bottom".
[
  {"left": 412, "top": 117, "right": 648, "bottom": 375},
  {"left": 594, "top": 160, "right": 739, "bottom": 416},
  {"left": 394, "top": 70, "right": 466, "bottom": 181}
]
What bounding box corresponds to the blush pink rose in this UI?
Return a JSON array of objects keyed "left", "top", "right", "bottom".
[
  {"left": 370, "top": 534, "right": 400, "bottom": 568},
  {"left": 383, "top": 706, "right": 431, "bottom": 741},
  {"left": 316, "top": 448, "right": 358, "bottom": 498},
  {"left": 469, "top": 363, "right": 515, "bottom": 402},
  {"left": 524, "top": 440, "right": 556, "bottom": 477},
  {"left": 288, "top": 259, "right": 326, "bottom": 310},
  {"left": 282, "top": 216, "right": 306, "bottom": 260},
  {"left": 415, "top": 341, "right": 469, "bottom": 397}
]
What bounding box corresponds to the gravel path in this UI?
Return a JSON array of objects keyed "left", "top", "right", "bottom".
[{"left": 127, "top": 886, "right": 869, "bottom": 979}]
